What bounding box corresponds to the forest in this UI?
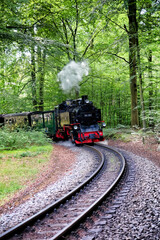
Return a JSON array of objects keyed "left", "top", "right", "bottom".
[{"left": 0, "top": 0, "right": 160, "bottom": 130}]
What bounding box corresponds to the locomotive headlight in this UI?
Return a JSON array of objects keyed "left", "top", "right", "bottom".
[
  {"left": 73, "top": 125, "right": 78, "bottom": 130},
  {"left": 85, "top": 99, "right": 90, "bottom": 104},
  {"left": 102, "top": 122, "right": 106, "bottom": 128}
]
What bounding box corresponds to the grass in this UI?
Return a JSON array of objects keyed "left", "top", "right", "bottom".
[{"left": 0, "top": 145, "right": 53, "bottom": 204}]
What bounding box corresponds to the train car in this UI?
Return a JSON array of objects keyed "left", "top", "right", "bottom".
[
  {"left": 30, "top": 111, "right": 56, "bottom": 136},
  {"left": 54, "top": 95, "right": 106, "bottom": 144},
  {"left": 2, "top": 111, "right": 56, "bottom": 137},
  {"left": 3, "top": 112, "right": 30, "bottom": 129},
  {"left": 1, "top": 96, "right": 106, "bottom": 145}
]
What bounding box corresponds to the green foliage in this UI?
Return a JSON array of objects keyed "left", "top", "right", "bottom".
[
  {"left": 0, "top": 128, "right": 51, "bottom": 151},
  {"left": 0, "top": 0, "right": 159, "bottom": 129}
]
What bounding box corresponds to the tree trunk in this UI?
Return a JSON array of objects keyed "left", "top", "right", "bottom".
[
  {"left": 148, "top": 49, "right": 154, "bottom": 128},
  {"left": 137, "top": 36, "right": 146, "bottom": 130},
  {"left": 38, "top": 47, "right": 46, "bottom": 111},
  {"left": 146, "top": 2, "right": 154, "bottom": 128},
  {"left": 117, "top": 92, "right": 122, "bottom": 124},
  {"left": 31, "top": 44, "right": 37, "bottom": 110},
  {"left": 1, "top": 56, "right": 5, "bottom": 107},
  {"left": 128, "top": 0, "right": 139, "bottom": 126}
]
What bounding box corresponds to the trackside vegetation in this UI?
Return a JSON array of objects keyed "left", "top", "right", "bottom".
[
  {"left": 104, "top": 125, "right": 160, "bottom": 145},
  {"left": 0, "top": 129, "right": 53, "bottom": 204},
  {"left": 0, "top": 128, "right": 52, "bottom": 151}
]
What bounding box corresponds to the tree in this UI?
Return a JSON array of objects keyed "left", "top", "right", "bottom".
[
  {"left": 137, "top": 0, "right": 160, "bottom": 129},
  {"left": 38, "top": 47, "right": 46, "bottom": 111},
  {"left": 126, "top": 0, "right": 139, "bottom": 126}
]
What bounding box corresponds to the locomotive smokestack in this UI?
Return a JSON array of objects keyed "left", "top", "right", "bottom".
[{"left": 82, "top": 95, "right": 88, "bottom": 104}]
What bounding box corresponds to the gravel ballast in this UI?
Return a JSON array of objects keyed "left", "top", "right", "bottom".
[{"left": 91, "top": 147, "right": 160, "bottom": 240}]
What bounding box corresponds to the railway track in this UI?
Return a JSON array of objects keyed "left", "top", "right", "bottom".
[{"left": 0, "top": 143, "right": 126, "bottom": 240}]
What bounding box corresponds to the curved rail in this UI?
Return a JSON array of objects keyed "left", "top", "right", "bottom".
[
  {"left": 51, "top": 143, "right": 126, "bottom": 240},
  {"left": 0, "top": 146, "right": 104, "bottom": 240}
]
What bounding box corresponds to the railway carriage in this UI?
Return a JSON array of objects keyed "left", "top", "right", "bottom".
[
  {"left": 1, "top": 111, "right": 56, "bottom": 137},
  {"left": 0, "top": 96, "right": 106, "bottom": 144}
]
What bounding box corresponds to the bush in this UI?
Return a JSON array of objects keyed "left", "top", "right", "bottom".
[{"left": 0, "top": 128, "right": 51, "bottom": 151}]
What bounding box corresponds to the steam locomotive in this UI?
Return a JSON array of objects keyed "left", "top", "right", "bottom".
[{"left": 0, "top": 95, "right": 106, "bottom": 144}]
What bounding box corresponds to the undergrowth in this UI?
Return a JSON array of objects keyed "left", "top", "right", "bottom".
[
  {"left": 104, "top": 125, "right": 159, "bottom": 144},
  {"left": 103, "top": 125, "right": 132, "bottom": 142},
  {"left": 0, "top": 127, "right": 52, "bottom": 151}
]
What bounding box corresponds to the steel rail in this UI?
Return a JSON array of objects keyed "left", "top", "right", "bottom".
[
  {"left": 50, "top": 143, "right": 126, "bottom": 240},
  {"left": 0, "top": 146, "right": 104, "bottom": 240}
]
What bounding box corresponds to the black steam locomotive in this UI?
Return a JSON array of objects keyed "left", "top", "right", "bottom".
[
  {"left": 55, "top": 95, "right": 106, "bottom": 144},
  {"left": 0, "top": 96, "right": 106, "bottom": 144}
]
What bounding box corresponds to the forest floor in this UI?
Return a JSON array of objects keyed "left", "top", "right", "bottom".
[
  {"left": 104, "top": 127, "right": 160, "bottom": 167},
  {"left": 0, "top": 133, "right": 159, "bottom": 215},
  {"left": 108, "top": 135, "right": 160, "bottom": 168}
]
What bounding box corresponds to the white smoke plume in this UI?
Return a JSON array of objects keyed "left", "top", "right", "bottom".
[{"left": 57, "top": 60, "right": 89, "bottom": 93}]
